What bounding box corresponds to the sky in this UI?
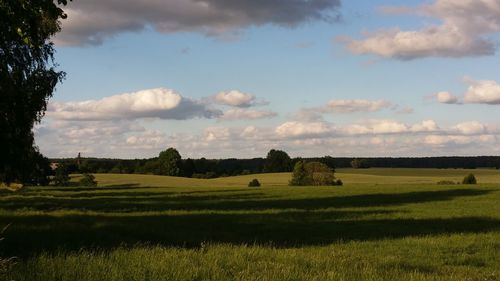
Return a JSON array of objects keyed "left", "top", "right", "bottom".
[{"left": 35, "top": 0, "right": 500, "bottom": 159}]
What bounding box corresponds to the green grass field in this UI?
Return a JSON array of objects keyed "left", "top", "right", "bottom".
[{"left": 1, "top": 169, "right": 499, "bottom": 280}]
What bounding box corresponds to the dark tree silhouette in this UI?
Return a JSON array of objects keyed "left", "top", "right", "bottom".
[
  {"left": 158, "top": 148, "right": 182, "bottom": 176},
  {"left": 351, "top": 158, "right": 370, "bottom": 169},
  {"left": 53, "top": 164, "right": 70, "bottom": 186},
  {"left": 462, "top": 174, "right": 477, "bottom": 185},
  {"left": 1, "top": 0, "right": 70, "bottom": 184},
  {"left": 263, "top": 149, "right": 292, "bottom": 173}
]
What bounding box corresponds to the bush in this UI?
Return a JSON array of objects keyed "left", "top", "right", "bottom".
[
  {"left": 334, "top": 179, "right": 343, "bottom": 186},
  {"left": 290, "top": 161, "right": 341, "bottom": 186},
  {"left": 53, "top": 165, "right": 70, "bottom": 186},
  {"left": 289, "top": 161, "right": 311, "bottom": 186},
  {"left": 437, "top": 180, "right": 456, "bottom": 185},
  {"left": 248, "top": 179, "right": 261, "bottom": 187},
  {"left": 462, "top": 174, "right": 477, "bottom": 185},
  {"left": 79, "top": 173, "right": 97, "bottom": 187}
]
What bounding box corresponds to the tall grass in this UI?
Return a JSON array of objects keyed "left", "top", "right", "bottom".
[
  {"left": 1, "top": 170, "right": 499, "bottom": 280},
  {"left": 0, "top": 224, "right": 14, "bottom": 278}
]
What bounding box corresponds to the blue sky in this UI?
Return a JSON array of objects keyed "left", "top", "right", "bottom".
[{"left": 36, "top": 0, "right": 500, "bottom": 159}]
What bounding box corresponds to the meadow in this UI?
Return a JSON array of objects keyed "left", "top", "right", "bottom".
[{"left": 0, "top": 168, "right": 499, "bottom": 280}]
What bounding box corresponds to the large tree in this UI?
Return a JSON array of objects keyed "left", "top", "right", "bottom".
[
  {"left": 158, "top": 148, "right": 182, "bottom": 176},
  {"left": 1, "top": 0, "right": 70, "bottom": 184},
  {"left": 263, "top": 149, "right": 292, "bottom": 173}
]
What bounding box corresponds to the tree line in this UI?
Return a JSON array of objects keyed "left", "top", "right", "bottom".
[{"left": 52, "top": 148, "right": 500, "bottom": 180}]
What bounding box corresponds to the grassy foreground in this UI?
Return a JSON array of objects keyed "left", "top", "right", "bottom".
[{"left": 0, "top": 169, "right": 499, "bottom": 280}]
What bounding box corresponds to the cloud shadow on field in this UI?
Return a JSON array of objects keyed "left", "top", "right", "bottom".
[
  {"left": 0, "top": 188, "right": 498, "bottom": 257},
  {"left": 0, "top": 188, "right": 491, "bottom": 212}
]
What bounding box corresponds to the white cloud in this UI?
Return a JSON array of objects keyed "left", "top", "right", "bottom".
[
  {"left": 56, "top": 0, "right": 341, "bottom": 46},
  {"left": 211, "top": 90, "right": 266, "bottom": 108},
  {"left": 35, "top": 117, "right": 500, "bottom": 159},
  {"left": 423, "top": 134, "right": 496, "bottom": 146},
  {"left": 48, "top": 88, "right": 221, "bottom": 121},
  {"left": 34, "top": 120, "right": 170, "bottom": 158},
  {"left": 275, "top": 121, "right": 333, "bottom": 138},
  {"left": 343, "top": 119, "right": 408, "bottom": 135},
  {"left": 203, "top": 127, "right": 231, "bottom": 142},
  {"left": 424, "top": 135, "right": 473, "bottom": 146},
  {"left": 219, "top": 108, "right": 277, "bottom": 121},
  {"left": 126, "top": 130, "right": 166, "bottom": 147},
  {"left": 289, "top": 109, "right": 325, "bottom": 122},
  {"left": 436, "top": 91, "right": 460, "bottom": 104},
  {"left": 341, "top": 0, "right": 500, "bottom": 59},
  {"left": 323, "top": 99, "right": 392, "bottom": 113},
  {"left": 411, "top": 120, "right": 440, "bottom": 132},
  {"left": 452, "top": 121, "right": 488, "bottom": 135},
  {"left": 463, "top": 79, "right": 500, "bottom": 104},
  {"left": 240, "top": 126, "right": 259, "bottom": 139}
]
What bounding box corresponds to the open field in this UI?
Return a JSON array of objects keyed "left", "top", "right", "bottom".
[
  {"left": 73, "top": 168, "right": 500, "bottom": 188},
  {"left": 1, "top": 169, "right": 499, "bottom": 280}
]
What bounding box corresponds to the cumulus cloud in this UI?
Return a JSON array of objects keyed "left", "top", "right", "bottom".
[
  {"left": 35, "top": 116, "right": 500, "bottom": 158},
  {"left": 203, "top": 127, "right": 231, "bottom": 142},
  {"left": 48, "top": 88, "right": 221, "bottom": 121},
  {"left": 322, "top": 99, "right": 392, "bottom": 113},
  {"left": 343, "top": 119, "right": 408, "bottom": 135},
  {"left": 452, "top": 121, "right": 488, "bottom": 135},
  {"left": 240, "top": 126, "right": 260, "bottom": 139},
  {"left": 342, "top": 119, "right": 440, "bottom": 135},
  {"left": 57, "top": 0, "right": 341, "bottom": 46},
  {"left": 424, "top": 135, "right": 496, "bottom": 146},
  {"left": 435, "top": 78, "right": 500, "bottom": 105},
  {"left": 341, "top": 0, "right": 500, "bottom": 59},
  {"left": 436, "top": 91, "right": 461, "bottom": 104},
  {"left": 275, "top": 121, "right": 334, "bottom": 138},
  {"left": 126, "top": 130, "right": 167, "bottom": 147},
  {"left": 464, "top": 79, "right": 500, "bottom": 104},
  {"left": 219, "top": 108, "right": 277, "bottom": 121},
  {"left": 211, "top": 90, "right": 266, "bottom": 108},
  {"left": 411, "top": 120, "right": 440, "bottom": 132},
  {"left": 34, "top": 120, "right": 170, "bottom": 158}
]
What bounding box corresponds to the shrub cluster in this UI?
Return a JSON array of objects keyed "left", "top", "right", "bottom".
[
  {"left": 79, "top": 173, "right": 97, "bottom": 187},
  {"left": 437, "top": 180, "right": 456, "bottom": 185},
  {"left": 248, "top": 179, "right": 261, "bottom": 187},
  {"left": 53, "top": 165, "right": 70, "bottom": 186},
  {"left": 290, "top": 161, "right": 342, "bottom": 186},
  {"left": 462, "top": 174, "right": 477, "bottom": 185}
]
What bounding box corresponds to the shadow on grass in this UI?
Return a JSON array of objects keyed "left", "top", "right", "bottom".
[
  {"left": 0, "top": 188, "right": 497, "bottom": 257},
  {"left": 0, "top": 189, "right": 492, "bottom": 213},
  {"left": 1, "top": 212, "right": 499, "bottom": 257},
  {"left": 30, "top": 184, "right": 143, "bottom": 192}
]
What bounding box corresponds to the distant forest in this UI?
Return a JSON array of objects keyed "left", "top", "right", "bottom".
[{"left": 52, "top": 149, "right": 500, "bottom": 179}]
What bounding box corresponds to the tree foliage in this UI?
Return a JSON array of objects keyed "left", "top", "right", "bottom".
[
  {"left": 248, "top": 178, "right": 261, "bottom": 187},
  {"left": 290, "top": 161, "right": 340, "bottom": 186},
  {"left": 289, "top": 160, "right": 310, "bottom": 186},
  {"left": 462, "top": 174, "right": 477, "bottom": 185},
  {"left": 53, "top": 164, "right": 70, "bottom": 186},
  {"left": 305, "top": 162, "right": 337, "bottom": 186},
  {"left": 158, "top": 148, "right": 182, "bottom": 176},
  {"left": 1, "top": 0, "right": 70, "bottom": 184},
  {"left": 79, "top": 173, "right": 97, "bottom": 187},
  {"left": 263, "top": 149, "right": 292, "bottom": 173}
]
